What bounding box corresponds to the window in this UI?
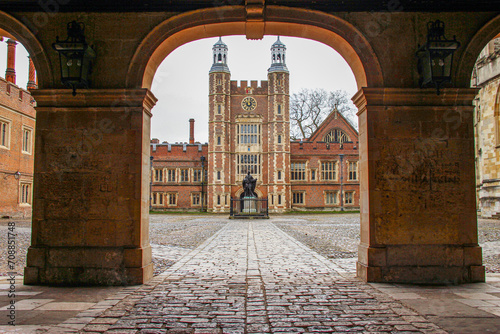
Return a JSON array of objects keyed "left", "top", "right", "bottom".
[
  {"left": 159, "top": 193, "right": 163, "bottom": 205},
  {"left": 217, "top": 171, "right": 221, "bottom": 180},
  {"left": 217, "top": 136, "right": 221, "bottom": 145},
  {"left": 277, "top": 134, "right": 282, "bottom": 144},
  {"left": 168, "top": 193, "right": 177, "bottom": 206},
  {"left": 0, "top": 118, "right": 10, "bottom": 149},
  {"left": 217, "top": 195, "right": 221, "bottom": 205},
  {"left": 237, "top": 154, "right": 261, "bottom": 175},
  {"left": 277, "top": 104, "right": 282, "bottom": 114},
  {"left": 20, "top": 183, "right": 32, "bottom": 205},
  {"left": 167, "top": 169, "right": 176, "bottom": 182},
  {"left": 311, "top": 170, "right": 316, "bottom": 181},
  {"left": 291, "top": 162, "right": 306, "bottom": 181},
  {"left": 324, "top": 128, "right": 350, "bottom": 143},
  {"left": 152, "top": 193, "right": 156, "bottom": 205},
  {"left": 217, "top": 104, "right": 222, "bottom": 114},
  {"left": 292, "top": 192, "right": 304, "bottom": 204},
  {"left": 192, "top": 193, "right": 201, "bottom": 206},
  {"left": 154, "top": 168, "right": 163, "bottom": 182},
  {"left": 193, "top": 169, "right": 202, "bottom": 182},
  {"left": 22, "top": 126, "right": 32, "bottom": 154},
  {"left": 345, "top": 191, "right": 354, "bottom": 205},
  {"left": 180, "top": 169, "right": 189, "bottom": 182},
  {"left": 278, "top": 194, "right": 282, "bottom": 205},
  {"left": 348, "top": 161, "right": 358, "bottom": 181},
  {"left": 239, "top": 123, "right": 260, "bottom": 145},
  {"left": 152, "top": 193, "right": 163, "bottom": 205},
  {"left": 325, "top": 191, "right": 338, "bottom": 205},
  {"left": 277, "top": 170, "right": 282, "bottom": 180},
  {"left": 321, "top": 161, "right": 337, "bottom": 181}
]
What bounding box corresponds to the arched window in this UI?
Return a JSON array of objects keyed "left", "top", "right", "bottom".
[
  {"left": 218, "top": 53, "right": 222, "bottom": 61},
  {"left": 324, "top": 129, "right": 350, "bottom": 143}
]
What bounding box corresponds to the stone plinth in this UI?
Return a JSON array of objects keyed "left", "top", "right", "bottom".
[
  {"left": 24, "top": 89, "right": 157, "bottom": 285},
  {"left": 353, "top": 88, "right": 485, "bottom": 284}
]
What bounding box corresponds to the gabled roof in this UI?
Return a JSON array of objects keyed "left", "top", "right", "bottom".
[{"left": 308, "top": 109, "right": 358, "bottom": 142}]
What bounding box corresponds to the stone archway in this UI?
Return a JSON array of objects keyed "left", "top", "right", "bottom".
[
  {"left": 0, "top": 11, "right": 53, "bottom": 88},
  {"left": 126, "top": 6, "right": 383, "bottom": 90},
  {"left": 22, "top": 5, "right": 488, "bottom": 285},
  {"left": 456, "top": 14, "right": 500, "bottom": 88}
]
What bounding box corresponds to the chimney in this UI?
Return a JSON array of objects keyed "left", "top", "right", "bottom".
[
  {"left": 5, "top": 39, "right": 17, "bottom": 84},
  {"left": 189, "top": 118, "right": 195, "bottom": 144},
  {"left": 27, "top": 56, "right": 37, "bottom": 90}
]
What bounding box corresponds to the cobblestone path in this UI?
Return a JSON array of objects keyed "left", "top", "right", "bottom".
[{"left": 82, "top": 221, "right": 445, "bottom": 333}]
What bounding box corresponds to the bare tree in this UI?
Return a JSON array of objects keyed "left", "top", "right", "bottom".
[{"left": 290, "top": 88, "right": 357, "bottom": 140}]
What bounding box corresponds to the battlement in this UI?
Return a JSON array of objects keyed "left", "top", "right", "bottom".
[
  {"left": 0, "top": 77, "right": 36, "bottom": 118},
  {"left": 151, "top": 141, "right": 208, "bottom": 157},
  {"left": 231, "top": 80, "right": 268, "bottom": 94},
  {"left": 290, "top": 140, "right": 359, "bottom": 155}
]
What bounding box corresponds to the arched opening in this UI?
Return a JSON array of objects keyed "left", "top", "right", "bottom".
[
  {"left": 0, "top": 14, "right": 45, "bottom": 278},
  {"left": 469, "top": 18, "right": 500, "bottom": 274},
  {"left": 138, "top": 7, "right": 372, "bottom": 279}
]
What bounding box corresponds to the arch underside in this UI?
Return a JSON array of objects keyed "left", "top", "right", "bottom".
[{"left": 127, "top": 6, "right": 383, "bottom": 91}]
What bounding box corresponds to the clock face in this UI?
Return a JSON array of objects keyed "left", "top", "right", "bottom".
[{"left": 241, "top": 96, "right": 257, "bottom": 111}]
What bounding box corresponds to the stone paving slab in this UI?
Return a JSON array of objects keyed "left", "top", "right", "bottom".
[{"left": 80, "top": 221, "right": 448, "bottom": 333}]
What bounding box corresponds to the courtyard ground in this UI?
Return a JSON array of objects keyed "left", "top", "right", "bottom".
[
  {"left": 1, "top": 213, "right": 500, "bottom": 276},
  {"left": 0, "top": 214, "right": 499, "bottom": 333}
]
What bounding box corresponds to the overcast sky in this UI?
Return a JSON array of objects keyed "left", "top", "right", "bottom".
[{"left": 0, "top": 36, "right": 358, "bottom": 143}]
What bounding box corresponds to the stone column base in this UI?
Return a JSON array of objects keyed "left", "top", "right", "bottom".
[
  {"left": 24, "top": 245, "right": 153, "bottom": 285},
  {"left": 357, "top": 243, "right": 485, "bottom": 284}
]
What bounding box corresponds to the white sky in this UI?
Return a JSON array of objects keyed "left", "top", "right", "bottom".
[{"left": 0, "top": 36, "right": 358, "bottom": 143}]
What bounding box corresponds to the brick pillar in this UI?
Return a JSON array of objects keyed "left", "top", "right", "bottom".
[
  {"left": 5, "top": 39, "right": 17, "bottom": 84},
  {"left": 27, "top": 56, "right": 37, "bottom": 90},
  {"left": 189, "top": 118, "right": 195, "bottom": 144},
  {"left": 24, "top": 88, "right": 157, "bottom": 285},
  {"left": 353, "top": 88, "right": 485, "bottom": 284}
]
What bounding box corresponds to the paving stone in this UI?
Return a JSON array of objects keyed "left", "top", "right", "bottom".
[{"left": 79, "top": 221, "right": 454, "bottom": 333}]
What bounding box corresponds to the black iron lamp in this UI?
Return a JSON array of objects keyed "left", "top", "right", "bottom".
[
  {"left": 52, "top": 21, "right": 96, "bottom": 96},
  {"left": 416, "top": 20, "right": 460, "bottom": 95}
]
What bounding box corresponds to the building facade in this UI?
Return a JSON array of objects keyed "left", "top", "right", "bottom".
[
  {"left": 0, "top": 38, "right": 37, "bottom": 218},
  {"left": 473, "top": 34, "right": 500, "bottom": 218},
  {"left": 150, "top": 38, "right": 359, "bottom": 213}
]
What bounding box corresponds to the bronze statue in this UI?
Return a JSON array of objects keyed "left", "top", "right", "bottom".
[{"left": 242, "top": 172, "right": 257, "bottom": 198}]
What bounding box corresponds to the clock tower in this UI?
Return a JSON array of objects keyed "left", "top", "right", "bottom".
[{"left": 207, "top": 37, "right": 290, "bottom": 212}]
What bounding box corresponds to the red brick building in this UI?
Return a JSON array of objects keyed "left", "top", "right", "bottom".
[
  {"left": 0, "top": 38, "right": 37, "bottom": 218},
  {"left": 150, "top": 38, "right": 359, "bottom": 212}
]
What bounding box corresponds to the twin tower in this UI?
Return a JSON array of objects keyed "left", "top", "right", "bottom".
[{"left": 207, "top": 37, "right": 291, "bottom": 212}]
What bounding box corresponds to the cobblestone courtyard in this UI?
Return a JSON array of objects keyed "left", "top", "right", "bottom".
[
  {"left": 1, "top": 213, "right": 500, "bottom": 276},
  {"left": 0, "top": 214, "right": 499, "bottom": 333}
]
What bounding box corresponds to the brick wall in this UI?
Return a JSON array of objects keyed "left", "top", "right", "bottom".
[{"left": 0, "top": 77, "right": 36, "bottom": 218}]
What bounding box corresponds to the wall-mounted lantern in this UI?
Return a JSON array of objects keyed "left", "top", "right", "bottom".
[
  {"left": 52, "top": 21, "right": 95, "bottom": 96},
  {"left": 416, "top": 20, "right": 460, "bottom": 95}
]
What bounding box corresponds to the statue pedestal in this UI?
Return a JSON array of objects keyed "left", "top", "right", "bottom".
[{"left": 243, "top": 196, "right": 257, "bottom": 214}]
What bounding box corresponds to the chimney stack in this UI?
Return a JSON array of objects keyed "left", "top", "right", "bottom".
[
  {"left": 5, "top": 39, "right": 17, "bottom": 84},
  {"left": 189, "top": 118, "right": 195, "bottom": 144},
  {"left": 27, "top": 56, "right": 37, "bottom": 90}
]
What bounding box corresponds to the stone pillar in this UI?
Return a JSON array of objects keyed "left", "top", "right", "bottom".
[
  {"left": 24, "top": 89, "right": 157, "bottom": 285},
  {"left": 5, "top": 39, "right": 16, "bottom": 84},
  {"left": 353, "top": 88, "right": 485, "bottom": 284},
  {"left": 27, "top": 56, "right": 37, "bottom": 90}
]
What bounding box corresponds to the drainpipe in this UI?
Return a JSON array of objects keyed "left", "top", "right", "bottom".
[
  {"left": 150, "top": 156, "right": 153, "bottom": 211},
  {"left": 339, "top": 154, "right": 344, "bottom": 211}
]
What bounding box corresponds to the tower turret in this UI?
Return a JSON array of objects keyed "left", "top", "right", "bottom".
[
  {"left": 268, "top": 36, "right": 288, "bottom": 73},
  {"left": 210, "top": 37, "right": 230, "bottom": 74}
]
